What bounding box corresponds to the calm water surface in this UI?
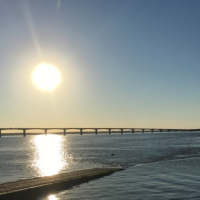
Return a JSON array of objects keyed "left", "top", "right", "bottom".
[{"left": 0, "top": 132, "right": 200, "bottom": 199}]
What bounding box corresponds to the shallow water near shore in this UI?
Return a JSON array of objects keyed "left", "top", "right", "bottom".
[{"left": 0, "top": 132, "right": 200, "bottom": 199}]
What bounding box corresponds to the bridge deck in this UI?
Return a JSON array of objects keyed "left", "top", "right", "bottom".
[
  {"left": 0, "top": 127, "right": 199, "bottom": 137},
  {"left": 0, "top": 168, "right": 123, "bottom": 199}
]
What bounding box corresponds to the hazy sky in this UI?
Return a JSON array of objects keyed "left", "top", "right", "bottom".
[{"left": 1, "top": 0, "right": 200, "bottom": 128}]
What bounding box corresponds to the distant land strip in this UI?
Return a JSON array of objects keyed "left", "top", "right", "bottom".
[
  {"left": 0, "top": 127, "right": 200, "bottom": 137},
  {"left": 0, "top": 168, "right": 123, "bottom": 200}
]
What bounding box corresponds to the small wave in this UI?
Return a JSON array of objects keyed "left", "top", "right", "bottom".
[
  {"left": 128, "top": 152, "right": 200, "bottom": 168},
  {"left": 174, "top": 152, "right": 200, "bottom": 159}
]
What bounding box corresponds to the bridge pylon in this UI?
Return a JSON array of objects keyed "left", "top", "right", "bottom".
[{"left": 23, "top": 129, "right": 26, "bottom": 137}]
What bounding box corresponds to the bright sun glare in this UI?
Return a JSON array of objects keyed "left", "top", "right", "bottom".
[
  {"left": 33, "top": 135, "right": 67, "bottom": 176},
  {"left": 32, "top": 63, "right": 61, "bottom": 91}
]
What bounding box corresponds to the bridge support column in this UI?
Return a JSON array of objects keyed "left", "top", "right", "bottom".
[
  {"left": 151, "top": 129, "right": 153, "bottom": 133},
  {"left": 109, "top": 129, "right": 111, "bottom": 134},
  {"left": 121, "top": 129, "right": 123, "bottom": 134},
  {"left": 23, "top": 129, "right": 26, "bottom": 137},
  {"left": 63, "top": 129, "right": 66, "bottom": 136},
  {"left": 0, "top": 129, "right": 1, "bottom": 137},
  {"left": 160, "top": 129, "right": 162, "bottom": 132},
  {"left": 45, "top": 129, "right": 47, "bottom": 135},
  {"left": 95, "top": 129, "right": 97, "bottom": 135},
  {"left": 132, "top": 129, "right": 134, "bottom": 134},
  {"left": 142, "top": 129, "right": 144, "bottom": 133},
  {"left": 80, "top": 128, "right": 82, "bottom": 135}
]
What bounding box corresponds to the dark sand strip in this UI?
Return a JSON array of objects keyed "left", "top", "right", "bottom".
[{"left": 0, "top": 168, "right": 124, "bottom": 200}]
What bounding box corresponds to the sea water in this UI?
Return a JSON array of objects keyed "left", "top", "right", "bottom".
[{"left": 0, "top": 132, "right": 200, "bottom": 199}]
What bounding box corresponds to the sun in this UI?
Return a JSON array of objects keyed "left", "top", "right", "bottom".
[{"left": 32, "top": 63, "right": 61, "bottom": 91}]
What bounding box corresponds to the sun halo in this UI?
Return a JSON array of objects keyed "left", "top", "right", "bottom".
[{"left": 32, "top": 63, "right": 61, "bottom": 91}]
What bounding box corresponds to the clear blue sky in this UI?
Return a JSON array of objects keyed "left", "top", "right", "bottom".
[{"left": 0, "top": 0, "right": 200, "bottom": 128}]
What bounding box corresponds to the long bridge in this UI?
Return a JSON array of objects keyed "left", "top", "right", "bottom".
[{"left": 0, "top": 128, "right": 200, "bottom": 137}]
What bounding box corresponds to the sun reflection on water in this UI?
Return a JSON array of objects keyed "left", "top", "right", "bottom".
[
  {"left": 32, "top": 135, "right": 69, "bottom": 176},
  {"left": 48, "top": 194, "right": 60, "bottom": 200}
]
